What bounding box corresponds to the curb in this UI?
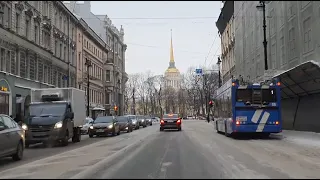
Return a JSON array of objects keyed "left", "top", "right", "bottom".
[{"left": 70, "top": 137, "right": 146, "bottom": 179}]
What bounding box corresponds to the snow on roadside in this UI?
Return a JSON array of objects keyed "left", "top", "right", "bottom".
[{"left": 281, "top": 130, "right": 320, "bottom": 148}]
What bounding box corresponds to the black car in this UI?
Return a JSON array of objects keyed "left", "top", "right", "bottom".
[
  {"left": 0, "top": 114, "right": 25, "bottom": 161},
  {"left": 88, "top": 116, "right": 120, "bottom": 137},
  {"left": 118, "top": 116, "right": 133, "bottom": 133},
  {"left": 160, "top": 114, "right": 182, "bottom": 131},
  {"left": 145, "top": 116, "right": 153, "bottom": 126},
  {"left": 137, "top": 115, "right": 147, "bottom": 128}
]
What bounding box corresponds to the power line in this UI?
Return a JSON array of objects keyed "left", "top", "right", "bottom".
[
  {"left": 208, "top": 44, "right": 221, "bottom": 67},
  {"left": 203, "top": 33, "right": 219, "bottom": 67}
]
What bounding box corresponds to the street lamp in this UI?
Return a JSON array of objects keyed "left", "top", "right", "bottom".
[
  {"left": 256, "top": 1, "right": 268, "bottom": 70},
  {"left": 217, "top": 57, "right": 222, "bottom": 87},
  {"left": 85, "top": 58, "right": 92, "bottom": 117}
]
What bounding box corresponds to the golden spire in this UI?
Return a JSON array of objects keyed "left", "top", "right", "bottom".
[{"left": 170, "top": 29, "right": 174, "bottom": 62}]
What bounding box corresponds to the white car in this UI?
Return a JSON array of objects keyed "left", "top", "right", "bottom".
[{"left": 80, "top": 117, "right": 94, "bottom": 134}]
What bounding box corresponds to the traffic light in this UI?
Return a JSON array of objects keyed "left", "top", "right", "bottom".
[
  {"left": 114, "top": 106, "right": 118, "bottom": 112},
  {"left": 209, "top": 100, "right": 214, "bottom": 108}
]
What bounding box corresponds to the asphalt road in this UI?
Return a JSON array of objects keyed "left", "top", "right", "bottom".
[
  {"left": 0, "top": 134, "right": 105, "bottom": 172},
  {"left": 93, "top": 120, "right": 320, "bottom": 179}
]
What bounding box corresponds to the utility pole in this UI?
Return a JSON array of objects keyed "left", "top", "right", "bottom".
[
  {"left": 132, "top": 87, "right": 136, "bottom": 115},
  {"left": 203, "top": 73, "right": 208, "bottom": 115},
  {"left": 217, "top": 57, "right": 222, "bottom": 87},
  {"left": 85, "top": 58, "right": 92, "bottom": 117},
  {"left": 257, "top": 1, "right": 268, "bottom": 70}
]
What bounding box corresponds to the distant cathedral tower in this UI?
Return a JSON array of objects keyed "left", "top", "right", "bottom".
[{"left": 164, "top": 29, "right": 181, "bottom": 90}]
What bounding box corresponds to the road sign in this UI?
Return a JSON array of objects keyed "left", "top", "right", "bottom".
[{"left": 195, "top": 68, "right": 203, "bottom": 75}]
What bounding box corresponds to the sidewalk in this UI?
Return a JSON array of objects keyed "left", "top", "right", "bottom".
[{"left": 281, "top": 130, "right": 320, "bottom": 148}]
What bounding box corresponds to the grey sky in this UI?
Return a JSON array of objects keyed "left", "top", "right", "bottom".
[{"left": 90, "top": 1, "right": 222, "bottom": 75}]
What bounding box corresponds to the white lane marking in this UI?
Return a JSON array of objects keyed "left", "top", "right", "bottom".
[
  {"left": 256, "top": 112, "right": 270, "bottom": 132},
  {"left": 251, "top": 109, "right": 263, "bottom": 123}
]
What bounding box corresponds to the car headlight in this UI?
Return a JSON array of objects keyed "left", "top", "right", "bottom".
[
  {"left": 21, "top": 124, "right": 28, "bottom": 130},
  {"left": 79, "top": 125, "right": 83, "bottom": 128},
  {"left": 54, "top": 121, "right": 63, "bottom": 129},
  {"left": 89, "top": 126, "right": 94, "bottom": 129},
  {"left": 108, "top": 124, "right": 113, "bottom": 129},
  {"left": 132, "top": 121, "right": 136, "bottom": 124},
  {"left": 141, "top": 119, "right": 144, "bottom": 122}
]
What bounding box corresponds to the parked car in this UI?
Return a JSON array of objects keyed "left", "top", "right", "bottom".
[
  {"left": 80, "top": 117, "right": 94, "bottom": 134},
  {"left": 0, "top": 114, "right": 25, "bottom": 161},
  {"left": 127, "top": 115, "right": 139, "bottom": 130},
  {"left": 145, "top": 116, "right": 153, "bottom": 126},
  {"left": 118, "top": 116, "right": 133, "bottom": 133},
  {"left": 88, "top": 116, "right": 120, "bottom": 137}
]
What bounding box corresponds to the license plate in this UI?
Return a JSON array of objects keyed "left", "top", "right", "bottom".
[
  {"left": 167, "top": 120, "right": 173, "bottom": 122},
  {"left": 96, "top": 129, "right": 104, "bottom": 132},
  {"left": 236, "top": 116, "right": 247, "bottom": 121}
]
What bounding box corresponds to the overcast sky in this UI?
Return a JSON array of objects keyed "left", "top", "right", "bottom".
[{"left": 90, "top": 1, "right": 222, "bottom": 75}]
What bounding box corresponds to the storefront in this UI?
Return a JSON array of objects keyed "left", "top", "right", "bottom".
[{"left": 0, "top": 79, "right": 11, "bottom": 115}]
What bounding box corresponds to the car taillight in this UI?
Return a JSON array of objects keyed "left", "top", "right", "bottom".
[
  {"left": 160, "top": 120, "right": 164, "bottom": 124},
  {"left": 177, "top": 119, "right": 181, "bottom": 124}
]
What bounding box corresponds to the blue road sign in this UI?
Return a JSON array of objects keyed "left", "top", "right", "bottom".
[
  {"left": 195, "top": 68, "right": 203, "bottom": 75},
  {"left": 62, "top": 75, "right": 68, "bottom": 80}
]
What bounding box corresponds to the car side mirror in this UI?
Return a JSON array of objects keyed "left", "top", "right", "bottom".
[{"left": 0, "top": 125, "right": 6, "bottom": 131}]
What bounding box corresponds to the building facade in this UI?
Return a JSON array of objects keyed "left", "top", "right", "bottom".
[
  {"left": 76, "top": 18, "right": 109, "bottom": 117},
  {"left": 63, "top": 1, "right": 128, "bottom": 116},
  {"left": 164, "top": 31, "right": 181, "bottom": 90},
  {"left": 216, "top": 1, "right": 235, "bottom": 83},
  {"left": 234, "top": 1, "right": 320, "bottom": 81},
  {"left": 0, "top": 1, "right": 77, "bottom": 121}
]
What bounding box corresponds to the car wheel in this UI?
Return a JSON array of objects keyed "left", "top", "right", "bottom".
[
  {"left": 178, "top": 128, "right": 181, "bottom": 131},
  {"left": 12, "top": 141, "right": 23, "bottom": 161},
  {"left": 89, "top": 134, "right": 94, "bottom": 138},
  {"left": 25, "top": 143, "right": 30, "bottom": 148},
  {"left": 160, "top": 127, "right": 164, "bottom": 131},
  {"left": 117, "top": 129, "right": 121, "bottom": 135}
]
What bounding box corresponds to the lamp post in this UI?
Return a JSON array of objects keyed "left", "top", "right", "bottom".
[
  {"left": 85, "top": 58, "right": 92, "bottom": 117},
  {"left": 256, "top": 1, "right": 268, "bottom": 70},
  {"left": 217, "top": 57, "right": 222, "bottom": 87}
]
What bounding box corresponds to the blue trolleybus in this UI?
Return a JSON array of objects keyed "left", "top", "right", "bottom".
[{"left": 214, "top": 78, "right": 282, "bottom": 137}]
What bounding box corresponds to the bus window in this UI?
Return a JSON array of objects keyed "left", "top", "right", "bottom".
[
  {"left": 236, "top": 89, "right": 252, "bottom": 102},
  {"left": 262, "top": 89, "right": 277, "bottom": 102}
]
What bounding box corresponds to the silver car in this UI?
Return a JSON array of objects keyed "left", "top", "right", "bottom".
[
  {"left": 0, "top": 114, "right": 25, "bottom": 161},
  {"left": 80, "top": 117, "right": 94, "bottom": 134}
]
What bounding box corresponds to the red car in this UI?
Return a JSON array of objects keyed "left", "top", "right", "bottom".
[{"left": 160, "top": 114, "right": 182, "bottom": 131}]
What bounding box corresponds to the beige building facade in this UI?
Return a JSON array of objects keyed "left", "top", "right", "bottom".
[{"left": 216, "top": 1, "right": 235, "bottom": 83}]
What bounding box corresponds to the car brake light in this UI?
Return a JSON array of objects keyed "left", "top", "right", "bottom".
[
  {"left": 177, "top": 119, "right": 181, "bottom": 123},
  {"left": 236, "top": 121, "right": 240, "bottom": 125},
  {"left": 160, "top": 120, "right": 164, "bottom": 124}
]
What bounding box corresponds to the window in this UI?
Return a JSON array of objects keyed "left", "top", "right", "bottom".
[
  {"left": 2, "top": 116, "right": 15, "bottom": 129},
  {"left": 34, "top": 22, "right": 40, "bottom": 44},
  {"left": 106, "top": 70, "right": 111, "bottom": 81},
  {"left": 64, "top": 46, "right": 67, "bottom": 61},
  {"left": 288, "top": 27, "right": 296, "bottom": 59},
  {"left": 55, "top": 40, "right": 58, "bottom": 55},
  {"left": 105, "top": 92, "right": 110, "bottom": 104},
  {"left": 236, "top": 89, "right": 252, "bottom": 102},
  {"left": 15, "top": 13, "right": 20, "bottom": 34},
  {"left": 60, "top": 43, "right": 62, "bottom": 58},
  {"left": 262, "top": 89, "right": 277, "bottom": 103},
  {"left": 303, "top": 17, "right": 312, "bottom": 53},
  {"left": 78, "top": 34, "right": 81, "bottom": 42},
  {"left": 25, "top": 16, "right": 31, "bottom": 39},
  {"left": 0, "top": 93, "right": 9, "bottom": 115},
  {"left": 78, "top": 52, "right": 81, "bottom": 70}
]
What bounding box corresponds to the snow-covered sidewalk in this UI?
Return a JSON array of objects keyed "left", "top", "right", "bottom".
[{"left": 280, "top": 130, "right": 320, "bottom": 148}]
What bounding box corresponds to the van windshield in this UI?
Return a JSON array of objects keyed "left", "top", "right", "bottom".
[{"left": 30, "top": 103, "right": 67, "bottom": 117}]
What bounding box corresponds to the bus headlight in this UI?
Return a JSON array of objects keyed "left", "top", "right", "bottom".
[
  {"left": 21, "top": 124, "right": 28, "bottom": 130},
  {"left": 54, "top": 121, "right": 63, "bottom": 129},
  {"left": 108, "top": 124, "right": 113, "bottom": 129}
]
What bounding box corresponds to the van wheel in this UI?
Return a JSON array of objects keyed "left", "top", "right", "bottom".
[
  {"left": 12, "top": 141, "right": 23, "bottom": 161},
  {"left": 62, "top": 131, "right": 69, "bottom": 146}
]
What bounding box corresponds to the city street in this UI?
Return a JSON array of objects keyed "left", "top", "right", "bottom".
[
  {"left": 0, "top": 135, "right": 106, "bottom": 172},
  {"left": 1, "top": 120, "right": 320, "bottom": 179}
]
